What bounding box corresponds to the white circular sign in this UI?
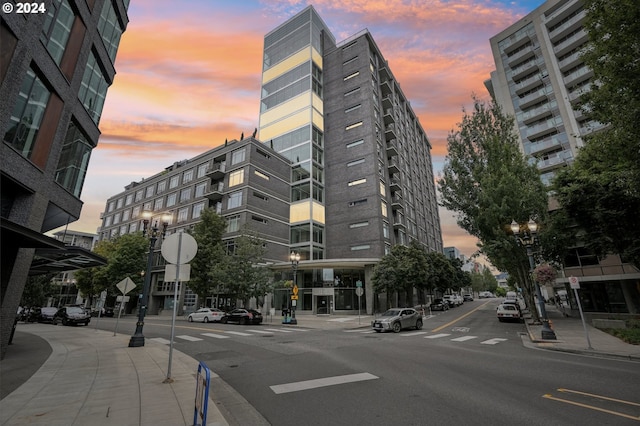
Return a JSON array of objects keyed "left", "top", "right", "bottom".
[
  {"left": 355, "top": 287, "right": 364, "bottom": 297},
  {"left": 161, "top": 233, "right": 198, "bottom": 264},
  {"left": 568, "top": 276, "right": 580, "bottom": 289}
]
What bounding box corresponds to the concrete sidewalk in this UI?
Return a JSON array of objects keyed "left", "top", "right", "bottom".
[{"left": 2, "top": 305, "right": 637, "bottom": 426}]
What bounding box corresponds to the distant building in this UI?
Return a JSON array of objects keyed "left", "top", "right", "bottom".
[
  {"left": 1, "top": 0, "right": 129, "bottom": 358},
  {"left": 486, "top": 0, "right": 639, "bottom": 314}
]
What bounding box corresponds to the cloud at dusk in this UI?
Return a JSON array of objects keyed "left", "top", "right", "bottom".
[{"left": 74, "top": 0, "right": 545, "bottom": 261}]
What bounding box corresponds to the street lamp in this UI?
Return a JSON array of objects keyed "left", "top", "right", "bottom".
[
  {"left": 289, "top": 251, "right": 300, "bottom": 325},
  {"left": 129, "top": 213, "right": 170, "bottom": 347},
  {"left": 510, "top": 219, "right": 557, "bottom": 340}
]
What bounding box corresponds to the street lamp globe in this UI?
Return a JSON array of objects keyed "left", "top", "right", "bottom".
[
  {"left": 510, "top": 220, "right": 520, "bottom": 235},
  {"left": 527, "top": 218, "right": 538, "bottom": 234}
]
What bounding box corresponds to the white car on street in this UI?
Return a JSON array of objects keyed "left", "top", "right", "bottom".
[{"left": 187, "top": 308, "right": 225, "bottom": 323}]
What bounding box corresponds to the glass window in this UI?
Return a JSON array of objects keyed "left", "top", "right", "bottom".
[
  {"left": 347, "top": 139, "right": 364, "bottom": 148},
  {"left": 227, "top": 215, "right": 240, "bottom": 232},
  {"left": 40, "top": 0, "right": 74, "bottom": 65},
  {"left": 135, "top": 190, "right": 143, "bottom": 201},
  {"left": 344, "top": 71, "right": 360, "bottom": 81},
  {"left": 347, "top": 158, "right": 365, "bottom": 167},
  {"left": 197, "top": 163, "right": 209, "bottom": 178},
  {"left": 381, "top": 201, "right": 388, "bottom": 217},
  {"left": 169, "top": 175, "right": 179, "bottom": 188},
  {"left": 122, "top": 209, "right": 131, "bottom": 221},
  {"left": 349, "top": 221, "right": 369, "bottom": 228},
  {"left": 231, "top": 148, "right": 245, "bottom": 165},
  {"left": 383, "top": 222, "right": 389, "bottom": 238},
  {"left": 291, "top": 224, "right": 310, "bottom": 243},
  {"left": 54, "top": 121, "right": 92, "bottom": 197},
  {"left": 292, "top": 182, "right": 311, "bottom": 201},
  {"left": 195, "top": 182, "right": 207, "bottom": 197},
  {"left": 227, "top": 191, "right": 242, "bottom": 209},
  {"left": 143, "top": 201, "right": 152, "bottom": 211},
  {"left": 116, "top": 198, "right": 123, "bottom": 208},
  {"left": 130, "top": 221, "right": 138, "bottom": 233},
  {"left": 97, "top": 0, "right": 123, "bottom": 62},
  {"left": 166, "top": 193, "right": 177, "bottom": 207},
  {"left": 125, "top": 194, "right": 133, "bottom": 205},
  {"left": 351, "top": 245, "right": 370, "bottom": 251},
  {"left": 157, "top": 180, "right": 167, "bottom": 193},
  {"left": 180, "top": 187, "right": 191, "bottom": 202},
  {"left": 254, "top": 170, "right": 269, "bottom": 180},
  {"left": 228, "top": 169, "right": 244, "bottom": 187},
  {"left": 132, "top": 205, "right": 141, "bottom": 218},
  {"left": 177, "top": 207, "right": 188, "bottom": 222},
  {"left": 348, "top": 178, "right": 366, "bottom": 187},
  {"left": 154, "top": 198, "right": 163, "bottom": 211},
  {"left": 346, "top": 122, "right": 363, "bottom": 131},
  {"left": 108, "top": 201, "right": 115, "bottom": 212},
  {"left": 78, "top": 51, "right": 108, "bottom": 124},
  {"left": 183, "top": 169, "right": 194, "bottom": 183},
  {"left": 3, "top": 68, "right": 51, "bottom": 159},
  {"left": 145, "top": 186, "right": 154, "bottom": 198},
  {"left": 113, "top": 212, "right": 121, "bottom": 224},
  {"left": 192, "top": 202, "right": 205, "bottom": 219},
  {"left": 380, "top": 180, "right": 386, "bottom": 197},
  {"left": 345, "top": 104, "right": 361, "bottom": 113}
]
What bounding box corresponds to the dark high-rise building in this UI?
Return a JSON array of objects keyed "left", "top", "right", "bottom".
[{"left": 1, "top": 0, "right": 129, "bottom": 358}]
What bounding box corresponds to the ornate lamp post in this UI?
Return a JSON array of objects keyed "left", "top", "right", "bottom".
[
  {"left": 129, "top": 213, "right": 170, "bottom": 347},
  {"left": 510, "top": 219, "right": 557, "bottom": 340},
  {"left": 289, "top": 251, "right": 300, "bottom": 325}
]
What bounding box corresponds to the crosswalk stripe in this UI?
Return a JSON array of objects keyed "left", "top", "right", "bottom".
[
  {"left": 201, "top": 333, "right": 230, "bottom": 339},
  {"left": 450, "top": 336, "right": 478, "bottom": 342},
  {"left": 481, "top": 338, "right": 508, "bottom": 345},
  {"left": 402, "top": 332, "right": 429, "bottom": 337},
  {"left": 248, "top": 330, "right": 273, "bottom": 334},
  {"left": 264, "top": 328, "right": 311, "bottom": 333},
  {"left": 149, "top": 337, "right": 171, "bottom": 344},
  {"left": 225, "top": 331, "right": 253, "bottom": 336},
  {"left": 424, "top": 333, "right": 451, "bottom": 339},
  {"left": 177, "top": 335, "right": 203, "bottom": 342}
]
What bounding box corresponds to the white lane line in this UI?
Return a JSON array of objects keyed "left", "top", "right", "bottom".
[
  {"left": 264, "top": 328, "right": 311, "bottom": 333},
  {"left": 270, "top": 373, "right": 379, "bottom": 394},
  {"left": 247, "top": 330, "right": 273, "bottom": 334},
  {"left": 450, "top": 336, "right": 478, "bottom": 342},
  {"left": 328, "top": 318, "right": 356, "bottom": 322},
  {"left": 149, "top": 337, "right": 171, "bottom": 345},
  {"left": 481, "top": 338, "right": 508, "bottom": 345},
  {"left": 201, "top": 333, "right": 230, "bottom": 339},
  {"left": 401, "top": 331, "right": 429, "bottom": 337},
  {"left": 225, "top": 331, "right": 253, "bottom": 336},
  {"left": 424, "top": 333, "right": 451, "bottom": 339},
  {"left": 176, "top": 335, "right": 203, "bottom": 342},
  {"left": 344, "top": 329, "right": 375, "bottom": 333}
]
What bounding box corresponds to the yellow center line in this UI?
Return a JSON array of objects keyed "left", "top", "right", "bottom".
[
  {"left": 543, "top": 394, "right": 640, "bottom": 421},
  {"left": 430, "top": 301, "right": 493, "bottom": 333},
  {"left": 558, "top": 388, "right": 640, "bottom": 407}
]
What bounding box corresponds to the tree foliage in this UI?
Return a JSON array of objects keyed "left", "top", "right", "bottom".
[
  {"left": 20, "top": 274, "right": 56, "bottom": 307},
  {"left": 438, "top": 96, "right": 549, "bottom": 320},
  {"left": 551, "top": 0, "right": 640, "bottom": 268}
]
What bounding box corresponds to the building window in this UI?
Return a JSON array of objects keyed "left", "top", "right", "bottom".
[
  {"left": 143, "top": 201, "right": 152, "bottom": 211},
  {"left": 116, "top": 198, "right": 123, "bottom": 208},
  {"left": 312, "top": 126, "right": 323, "bottom": 147},
  {"left": 177, "top": 207, "right": 188, "bottom": 222},
  {"left": 3, "top": 68, "right": 51, "bottom": 160},
  {"left": 349, "top": 199, "right": 367, "bottom": 207},
  {"left": 252, "top": 215, "right": 268, "bottom": 224},
  {"left": 41, "top": 0, "right": 74, "bottom": 65},
  {"left": 154, "top": 198, "right": 163, "bottom": 211},
  {"left": 197, "top": 163, "right": 209, "bottom": 178},
  {"left": 135, "top": 190, "right": 143, "bottom": 202},
  {"left": 122, "top": 209, "right": 131, "bottom": 221},
  {"left": 97, "top": 0, "right": 123, "bottom": 62},
  {"left": 349, "top": 221, "right": 369, "bottom": 229},
  {"left": 169, "top": 175, "right": 179, "bottom": 188},
  {"left": 227, "top": 191, "right": 242, "bottom": 209},
  {"left": 344, "top": 71, "right": 360, "bottom": 81},
  {"left": 383, "top": 222, "right": 389, "bottom": 238},
  {"left": 254, "top": 170, "right": 270, "bottom": 180},
  {"left": 157, "top": 180, "right": 167, "bottom": 193},
  {"left": 256, "top": 148, "right": 271, "bottom": 159},
  {"left": 166, "top": 192, "right": 177, "bottom": 207},
  {"left": 292, "top": 182, "right": 311, "bottom": 201},
  {"left": 104, "top": 215, "right": 112, "bottom": 226},
  {"left": 381, "top": 201, "right": 388, "bottom": 217},
  {"left": 132, "top": 205, "right": 141, "bottom": 218},
  {"left": 180, "top": 187, "right": 191, "bottom": 202},
  {"left": 231, "top": 148, "right": 245, "bottom": 165},
  {"left": 380, "top": 180, "right": 386, "bottom": 196},
  {"left": 348, "top": 178, "right": 366, "bottom": 187},
  {"left": 343, "top": 56, "right": 358, "bottom": 66},
  {"left": 228, "top": 169, "right": 244, "bottom": 187},
  {"left": 195, "top": 182, "right": 207, "bottom": 197},
  {"left": 344, "top": 87, "right": 361, "bottom": 97},
  {"left": 347, "top": 139, "right": 364, "bottom": 148},
  {"left": 183, "top": 169, "right": 194, "bottom": 183},
  {"left": 125, "top": 194, "right": 133, "bottom": 205},
  {"left": 130, "top": 222, "right": 138, "bottom": 233},
  {"left": 192, "top": 202, "right": 205, "bottom": 219},
  {"left": 345, "top": 104, "right": 361, "bottom": 113},
  {"left": 253, "top": 191, "right": 268, "bottom": 201},
  {"left": 291, "top": 224, "right": 310, "bottom": 243},
  {"left": 347, "top": 158, "right": 365, "bottom": 167},
  {"left": 107, "top": 201, "right": 115, "bottom": 212},
  {"left": 78, "top": 51, "right": 108, "bottom": 124},
  {"left": 346, "top": 122, "right": 363, "bottom": 131},
  {"left": 113, "top": 212, "right": 121, "bottom": 224},
  {"left": 227, "top": 215, "right": 240, "bottom": 233},
  {"left": 351, "top": 245, "right": 370, "bottom": 251},
  {"left": 145, "top": 186, "right": 154, "bottom": 198},
  {"left": 54, "top": 121, "right": 92, "bottom": 197}
]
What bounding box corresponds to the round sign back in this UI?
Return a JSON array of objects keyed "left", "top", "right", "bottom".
[{"left": 161, "top": 232, "right": 198, "bottom": 264}]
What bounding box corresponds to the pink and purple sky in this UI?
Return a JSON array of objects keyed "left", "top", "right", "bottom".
[{"left": 71, "top": 0, "right": 545, "bottom": 261}]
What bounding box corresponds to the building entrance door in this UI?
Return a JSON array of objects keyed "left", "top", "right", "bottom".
[{"left": 317, "top": 296, "right": 331, "bottom": 314}]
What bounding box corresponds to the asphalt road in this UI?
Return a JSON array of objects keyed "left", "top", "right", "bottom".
[{"left": 95, "top": 303, "right": 640, "bottom": 426}]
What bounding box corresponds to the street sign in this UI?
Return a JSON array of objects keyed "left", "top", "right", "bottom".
[
  {"left": 291, "top": 295, "right": 299, "bottom": 300},
  {"left": 161, "top": 232, "right": 198, "bottom": 264},
  {"left": 569, "top": 276, "right": 580, "bottom": 289},
  {"left": 116, "top": 295, "right": 130, "bottom": 302},
  {"left": 164, "top": 264, "right": 191, "bottom": 282},
  {"left": 292, "top": 285, "right": 299, "bottom": 296},
  {"left": 116, "top": 277, "right": 136, "bottom": 295},
  {"left": 356, "top": 280, "right": 362, "bottom": 288},
  {"left": 355, "top": 287, "right": 364, "bottom": 297}
]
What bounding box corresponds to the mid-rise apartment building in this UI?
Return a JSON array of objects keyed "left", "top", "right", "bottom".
[
  {"left": 486, "top": 0, "right": 639, "bottom": 314},
  {"left": 1, "top": 0, "right": 129, "bottom": 358}
]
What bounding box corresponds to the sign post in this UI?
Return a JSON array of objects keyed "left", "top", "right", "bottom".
[
  {"left": 569, "top": 276, "right": 593, "bottom": 350},
  {"left": 114, "top": 277, "right": 136, "bottom": 336},
  {"left": 355, "top": 280, "right": 363, "bottom": 324}
]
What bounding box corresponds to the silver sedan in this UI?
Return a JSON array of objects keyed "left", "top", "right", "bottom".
[{"left": 371, "top": 308, "right": 423, "bottom": 333}]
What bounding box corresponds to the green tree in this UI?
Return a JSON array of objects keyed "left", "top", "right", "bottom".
[
  {"left": 551, "top": 0, "right": 640, "bottom": 268},
  {"left": 438, "top": 96, "right": 549, "bottom": 320},
  {"left": 372, "top": 242, "right": 429, "bottom": 308},
  {"left": 20, "top": 274, "right": 56, "bottom": 307},
  {"left": 188, "top": 208, "right": 228, "bottom": 305},
  {"left": 424, "top": 251, "right": 456, "bottom": 296}
]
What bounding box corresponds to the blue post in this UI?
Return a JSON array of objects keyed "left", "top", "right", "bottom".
[{"left": 193, "top": 361, "right": 211, "bottom": 426}]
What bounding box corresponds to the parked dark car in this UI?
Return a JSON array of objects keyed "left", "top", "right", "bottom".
[
  {"left": 430, "top": 299, "right": 449, "bottom": 311},
  {"left": 220, "top": 308, "right": 263, "bottom": 325},
  {"left": 53, "top": 306, "right": 91, "bottom": 326},
  {"left": 38, "top": 307, "right": 58, "bottom": 323},
  {"left": 463, "top": 294, "right": 474, "bottom": 302}
]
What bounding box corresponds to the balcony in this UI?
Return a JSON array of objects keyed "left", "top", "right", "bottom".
[
  {"left": 387, "top": 158, "right": 400, "bottom": 174},
  {"left": 557, "top": 50, "right": 583, "bottom": 73},
  {"left": 548, "top": 9, "right": 586, "bottom": 43},
  {"left": 392, "top": 216, "right": 406, "bottom": 230},
  {"left": 378, "top": 64, "right": 391, "bottom": 82},
  {"left": 205, "top": 182, "right": 225, "bottom": 201},
  {"left": 553, "top": 28, "right": 588, "bottom": 57},
  {"left": 510, "top": 59, "right": 539, "bottom": 81},
  {"left": 526, "top": 118, "right": 559, "bottom": 140},
  {"left": 563, "top": 66, "right": 593, "bottom": 88},
  {"left": 381, "top": 95, "right": 393, "bottom": 110},
  {"left": 507, "top": 46, "right": 535, "bottom": 68},
  {"left": 519, "top": 102, "right": 554, "bottom": 125},
  {"left": 514, "top": 73, "right": 543, "bottom": 95},
  {"left": 380, "top": 79, "right": 392, "bottom": 96},
  {"left": 383, "top": 109, "right": 395, "bottom": 126},
  {"left": 537, "top": 150, "right": 572, "bottom": 172},
  {"left": 525, "top": 134, "right": 567, "bottom": 156},
  {"left": 518, "top": 87, "right": 548, "bottom": 110},
  {"left": 391, "top": 195, "right": 404, "bottom": 210},
  {"left": 386, "top": 140, "right": 398, "bottom": 157},
  {"left": 384, "top": 123, "right": 397, "bottom": 141},
  {"left": 389, "top": 177, "right": 402, "bottom": 193},
  {"left": 207, "top": 162, "right": 226, "bottom": 180}
]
